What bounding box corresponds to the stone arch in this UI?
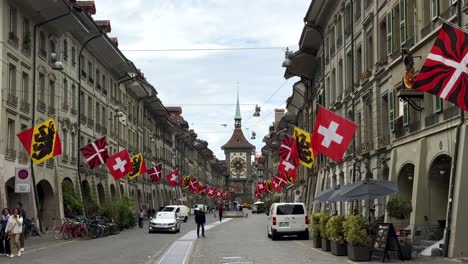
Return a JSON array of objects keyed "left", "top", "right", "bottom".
[
  {"left": 397, "top": 162, "right": 415, "bottom": 202},
  {"left": 97, "top": 183, "right": 106, "bottom": 205},
  {"left": 119, "top": 183, "right": 125, "bottom": 198},
  {"left": 427, "top": 154, "right": 452, "bottom": 225},
  {"left": 5, "top": 177, "right": 32, "bottom": 212},
  {"left": 37, "top": 179, "right": 58, "bottom": 230}
]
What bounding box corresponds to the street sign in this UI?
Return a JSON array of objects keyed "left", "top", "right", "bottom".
[{"left": 15, "top": 168, "right": 31, "bottom": 193}]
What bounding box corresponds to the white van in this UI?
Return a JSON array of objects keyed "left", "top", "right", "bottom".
[
  {"left": 191, "top": 204, "right": 207, "bottom": 215},
  {"left": 161, "top": 205, "right": 189, "bottom": 222},
  {"left": 267, "top": 203, "right": 309, "bottom": 240}
]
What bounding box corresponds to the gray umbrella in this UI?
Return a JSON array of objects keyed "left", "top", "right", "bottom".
[
  {"left": 313, "top": 185, "right": 341, "bottom": 204},
  {"left": 339, "top": 179, "right": 398, "bottom": 201}
]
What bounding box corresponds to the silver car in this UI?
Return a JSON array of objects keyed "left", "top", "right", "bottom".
[{"left": 148, "top": 212, "right": 181, "bottom": 233}]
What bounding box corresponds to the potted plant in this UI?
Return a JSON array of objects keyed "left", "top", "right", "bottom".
[
  {"left": 319, "top": 213, "right": 331, "bottom": 251},
  {"left": 386, "top": 196, "right": 413, "bottom": 260},
  {"left": 310, "top": 213, "right": 322, "bottom": 248},
  {"left": 326, "top": 215, "right": 348, "bottom": 256},
  {"left": 344, "top": 215, "right": 370, "bottom": 261}
]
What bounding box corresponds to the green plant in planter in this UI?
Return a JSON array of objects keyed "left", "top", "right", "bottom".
[
  {"left": 326, "top": 215, "right": 346, "bottom": 244},
  {"left": 319, "top": 213, "right": 331, "bottom": 240},
  {"left": 310, "top": 213, "right": 321, "bottom": 237},
  {"left": 386, "top": 196, "right": 413, "bottom": 221},
  {"left": 344, "top": 215, "right": 367, "bottom": 246}
]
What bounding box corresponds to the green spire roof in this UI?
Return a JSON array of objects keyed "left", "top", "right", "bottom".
[{"left": 235, "top": 88, "right": 241, "bottom": 120}]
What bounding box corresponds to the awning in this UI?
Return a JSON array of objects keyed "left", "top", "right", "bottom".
[
  {"left": 285, "top": 81, "right": 306, "bottom": 116},
  {"left": 284, "top": 50, "right": 318, "bottom": 80}
]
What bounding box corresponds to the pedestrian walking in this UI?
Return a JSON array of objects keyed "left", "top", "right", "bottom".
[
  {"left": 138, "top": 208, "right": 144, "bottom": 228},
  {"left": 0, "top": 208, "right": 11, "bottom": 257},
  {"left": 16, "top": 202, "right": 26, "bottom": 253},
  {"left": 218, "top": 204, "right": 224, "bottom": 223},
  {"left": 6, "top": 208, "right": 23, "bottom": 258},
  {"left": 194, "top": 208, "right": 206, "bottom": 238}
]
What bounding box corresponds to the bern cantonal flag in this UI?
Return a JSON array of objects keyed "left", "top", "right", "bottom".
[
  {"left": 106, "top": 149, "right": 132, "bottom": 181},
  {"left": 272, "top": 175, "right": 288, "bottom": 192},
  {"left": 311, "top": 106, "right": 358, "bottom": 162},
  {"left": 180, "top": 175, "right": 192, "bottom": 189},
  {"left": 293, "top": 127, "right": 315, "bottom": 168},
  {"left": 80, "top": 137, "right": 109, "bottom": 169},
  {"left": 17, "top": 118, "right": 62, "bottom": 165},
  {"left": 413, "top": 23, "right": 468, "bottom": 111},
  {"left": 148, "top": 164, "right": 163, "bottom": 183},
  {"left": 128, "top": 153, "right": 147, "bottom": 180},
  {"left": 166, "top": 169, "right": 179, "bottom": 187},
  {"left": 188, "top": 178, "right": 200, "bottom": 193}
]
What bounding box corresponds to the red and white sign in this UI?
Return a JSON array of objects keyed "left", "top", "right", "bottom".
[
  {"left": 106, "top": 149, "right": 132, "bottom": 181},
  {"left": 311, "top": 106, "right": 358, "bottom": 161}
]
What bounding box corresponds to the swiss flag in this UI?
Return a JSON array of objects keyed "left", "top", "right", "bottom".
[
  {"left": 188, "top": 178, "right": 200, "bottom": 193},
  {"left": 311, "top": 106, "right": 358, "bottom": 161},
  {"left": 271, "top": 175, "right": 288, "bottom": 192},
  {"left": 257, "top": 181, "right": 267, "bottom": 193},
  {"left": 207, "top": 187, "right": 216, "bottom": 198},
  {"left": 106, "top": 149, "right": 132, "bottom": 181},
  {"left": 148, "top": 164, "right": 162, "bottom": 183},
  {"left": 277, "top": 158, "right": 299, "bottom": 183},
  {"left": 166, "top": 169, "right": 179, "bottom": 187},
  {"left": 215, "top": 189, "right": 222, "bottom": 199}
]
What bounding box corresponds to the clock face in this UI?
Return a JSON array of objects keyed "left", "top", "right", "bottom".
[{"left": 230, "top": 157, "right": 246, "bottom": 176}]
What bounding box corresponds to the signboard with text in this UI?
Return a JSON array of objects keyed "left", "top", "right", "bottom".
[{"left": 15, "top": 168, "right": 31, "bottom": 193}]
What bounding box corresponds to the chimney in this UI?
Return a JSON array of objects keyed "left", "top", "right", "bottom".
[
  {"left": 274, "top": 108, "right": 285, "bottom": 124},
  {"left": 76, "top": 1, "right": 96, "bottom": 15},
  {"left": 95, "top": 20, "right": 112, "bottom": 33}
]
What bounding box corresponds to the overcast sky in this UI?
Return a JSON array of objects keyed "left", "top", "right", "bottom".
[{"left": 94, "top": 0, "right": 309, "bottom": 159}]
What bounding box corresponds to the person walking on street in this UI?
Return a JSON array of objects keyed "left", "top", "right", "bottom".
[
  {"left": 16, "top": 202, "right": 26, "bottom": 253},
  {"left": 138, "top": 208, "right": 144, "bottom": 228},
  {"left": 194, "top": 208, "right": 206, "bottom": 238},
  {"left": 6, "top": 208, "right": 23, "bottom": 258},
  {"left": 0, "top": 208, "right": 11, "bottom": 257},
  {"left": 218, "top": 204, "right": 224, "bottom": 223}
]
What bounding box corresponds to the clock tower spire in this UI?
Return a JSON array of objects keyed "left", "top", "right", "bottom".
[{"left": 234, "top": 87, "right": 241, "bottom": 128}]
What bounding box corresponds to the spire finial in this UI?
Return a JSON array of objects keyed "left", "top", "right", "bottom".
[{"left": 234, "top": 82, "right": 241, "bottom": 128}]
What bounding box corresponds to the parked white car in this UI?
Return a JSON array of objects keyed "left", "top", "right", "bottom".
[
  {"left": 148, "top": 212, "right": 180, "bottom": 233},
  {"left": 161, "top": 205, "right": 189, "bottom": 222},
  {"left": 267, "top": 203, "right": 309, "bottom": 240}
]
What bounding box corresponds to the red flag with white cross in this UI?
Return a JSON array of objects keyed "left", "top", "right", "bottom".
[
  {"left": 311, "top": 106, "right": 358, "bottom": 162},
  {"left": 106, "top": 149, "right": 132, "bottom": 181},
  {"left": 271, "top": 175, "right": 288, "bottom": 192},
  {"left": 207, "top": 187, "right": 216, "bottom": 198},
  {"left": 277, "top": 158, "right": 299, "bottom": 183},
  {"left": 188, "top": 178, "right": 200, "bottom": 193},
  {"left": 413, "top": 23, "right": 468, "bottom": 110},
  {"left": 166, "top": 169, "right": 179, "bottom": 187},
  {"left": 148, "top": 164, "right": 163, "bottom": 183},
  {"left": 80, "top": 137, "right": 109, "bottom": 169},
  {"left": 257, "top": 181, "right": 267, "bottom": 193}
]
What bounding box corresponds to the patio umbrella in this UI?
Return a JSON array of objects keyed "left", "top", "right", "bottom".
[
  {"left": 313, "top": 185, "right": 341, "bottom": 204},
  {"left": 339, "top": 179, "right": 398, "bottom": 201}
]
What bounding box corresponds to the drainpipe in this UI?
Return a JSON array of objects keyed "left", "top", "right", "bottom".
[
  {"left": 350, "top": 0, "right": 358, "bottom": 213},
  {"left": 77, "top": 30, "right": 103, "bottom": 217},
  {"left": 31, "top": 0, "right": 72, "bottom": 233},
  {"left": 443, "top": 0, "right": 464, "bottom": 257}
]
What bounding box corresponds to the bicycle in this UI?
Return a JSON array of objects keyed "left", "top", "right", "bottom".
[{"left": 24, "top": 217, "right": 42, "bottom": 239}]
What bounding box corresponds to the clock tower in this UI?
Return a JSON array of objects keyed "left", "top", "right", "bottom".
[{"left": 221, "top": 90, "right": 255, "bottom": 204}]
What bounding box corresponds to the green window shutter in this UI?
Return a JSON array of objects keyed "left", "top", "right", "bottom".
[
  {"left": 434, "top": 96, "right": 443, "bottom": 113},
  {"left": 386, "top": 13, "right": 393, "bottom": 55},
  {"left": 399, "top": 0, "right": 406, "bottom": 44},
  {"left": 403, "top": 101, "right": 409, "bottom": 125},
  {"left": 431, "top": 0, "right": 439, "bottom": 21},
  {"left": 389, "top": 91, "right": 395, "bottom": 131}
]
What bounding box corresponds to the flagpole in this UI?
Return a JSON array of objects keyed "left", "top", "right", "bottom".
[{"left": 443, "top": 0, "right": 464, "bottom": 257}]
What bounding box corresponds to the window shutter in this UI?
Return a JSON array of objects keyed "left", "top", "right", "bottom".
[
  {"left": 389, "top": 90, "right": 395, "bottom": 131},
  {"left": 399, "top": 0, "right": 406, "bottom": 44},
  {"left": 386, "top": 13, "right": 393, "bottom": 55}
]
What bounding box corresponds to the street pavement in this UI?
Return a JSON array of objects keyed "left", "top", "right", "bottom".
[{"left": 0, "top": 211, "right": 461, "bottom": 264}]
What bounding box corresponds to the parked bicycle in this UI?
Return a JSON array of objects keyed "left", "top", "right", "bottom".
[{"left": 24, "top": 217, "right": 42, "bottom": 239}]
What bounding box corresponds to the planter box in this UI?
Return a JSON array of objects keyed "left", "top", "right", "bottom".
[
  {"left": 312, "top": 235, "right": 322, "bottom": 248},
  {"left": 331, "top": 241, "right": 348, "bottom": 256},
  {"left": 321, "top": 238, "right": 331, "bottom": 251},
  {"left": 347, "top": 244, "right": 370, "bottom": 262}
]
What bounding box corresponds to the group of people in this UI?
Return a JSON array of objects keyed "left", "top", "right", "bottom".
[{"left": 0, "top": 202, "right": 27, "bottom": 258}]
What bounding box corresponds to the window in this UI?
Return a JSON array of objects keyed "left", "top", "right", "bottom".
[
  {"left": 63, "top": 78, "right": 68, "bottom": 106},
  {"left": 21, "top": 72, "right": 29, "bottom": 103},
  {"left": 345, "top": 4, "right": 352, "bottom": 35},
  {"left": 49, "top": 79, "right": 55, "bottom": 108},
  {"left": 434, "top": 96, "right": 443, "bottom": 113},
  {"left": 8, "top": 64, "right": 16, "bottom": 95},
  {"left": 39, "top": 31, "right": 46, "bottom": 56},
  {"left": 399, "top": 0, "right": 407, "bottom": 44},
  {"left": 19, "top": 124, "right": 27, "bottom": 155},
  {"left": 9, "top": 6, "right": 17, "bottom": 36},
  {"left": 50, "top": 39, "right": 56, "bottom": 59},
  {"left": 88, "top": 96, "right": 93, "bottom": 118},
  {"left": 39, "top": 73, "right": 45, "bottom": 103},
  {"left": 88, "top": 60, "right": 93, "bottom": 81},
  {"left": 71, "top": 84, "right": 76, "bottom": 110},
  {"left": 338, "top": 60, "right": 343, "bottom": 98},
  {"left": 386, "top": 13, "right": 392, "bottom": 55},
  {"left": 337, "top": 16, "right": 342, "bottom": 46},
  {"left": 331, "top": 69, "right": 336, "bottom": 102},
  {"left": 71, "top": 46, "right": 76, "bottom": 66},
  {"left": 7, "top": 119, "right": 15, "bottom": 152},
  {"left": 355, "top": 0, "right": 361, "bottom": 21},
  {"left": 80, "top": 92, "right": 85, "bottom": 114},
  {"left": 402, "top": 101, "right": 409, "bottom": 125},
  {"left": 431, "top": 0, "right": 439, "bottom": 21},
  {"left": 96, "top": 102, "right": 101, "bottom": 126},
  {"left": 80, "top": 55, "right": 85, "bottom": 76},
  {"left": 62, "top": 130, "right": 68, "bottom": 156},
  {"left": 102, "top": 75, "right": 107, "bottom": 94},
  {"left": 102, "top": 106, "right": 106, "bottom": 128},
  {"left": 388, "top": 91, "right": 395, "bottom": 131},
  {"left": 392, "top": 5, "right": 401, "bottom": 52},
  {"left": 366, "top": 31, "right": 374, "bottom": 71},
  {"left": 276, "top": 204, "right": 304, "bottom": 215},
  {"left": 96, "top": 69, "right": 101, "bottom": 89},
  {"left": 356, "top": 46, "right": 362, "bottom": 81},
  {"left": 71, "top": 134, "right": 76, "bottom": 158},
  {"left": 346, "top": 52, "right": 352, "bottom": 92},
  {"left": 63, "top": 39, "right": 68, "bottom": 61},
  {"left": 23, "top": 18, "right": 30, "bottom": 45}
]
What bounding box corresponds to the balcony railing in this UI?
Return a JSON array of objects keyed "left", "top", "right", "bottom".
[
  {"left": 95, "top": 123, "right": 102, "bottom": 133},
  {"left": 87, "top": 117, "right": 94, "bottom": 127},
  {"left": 20, "top": 100, "right": 30, "bottom": 113},
  {"left": 408, "top": 120, "right": 421, "bottom": 134},
  {"left": 48, "top": 106, "right": 56, "bottom": 116},
  {"left": 5, "top": 148, "right": 16, "bottom": 160},
  {"left": 7, "top": 93, "right": 18, "bottom": 107},
  {"left": 443, "top": 105, "right": 459, "bottom": 120},
  {"left": 425, "top": 113, "right": 439, "bottom": 127},
  {"left": 37, "top": 100, "right": 46, "bottom": 112}
]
